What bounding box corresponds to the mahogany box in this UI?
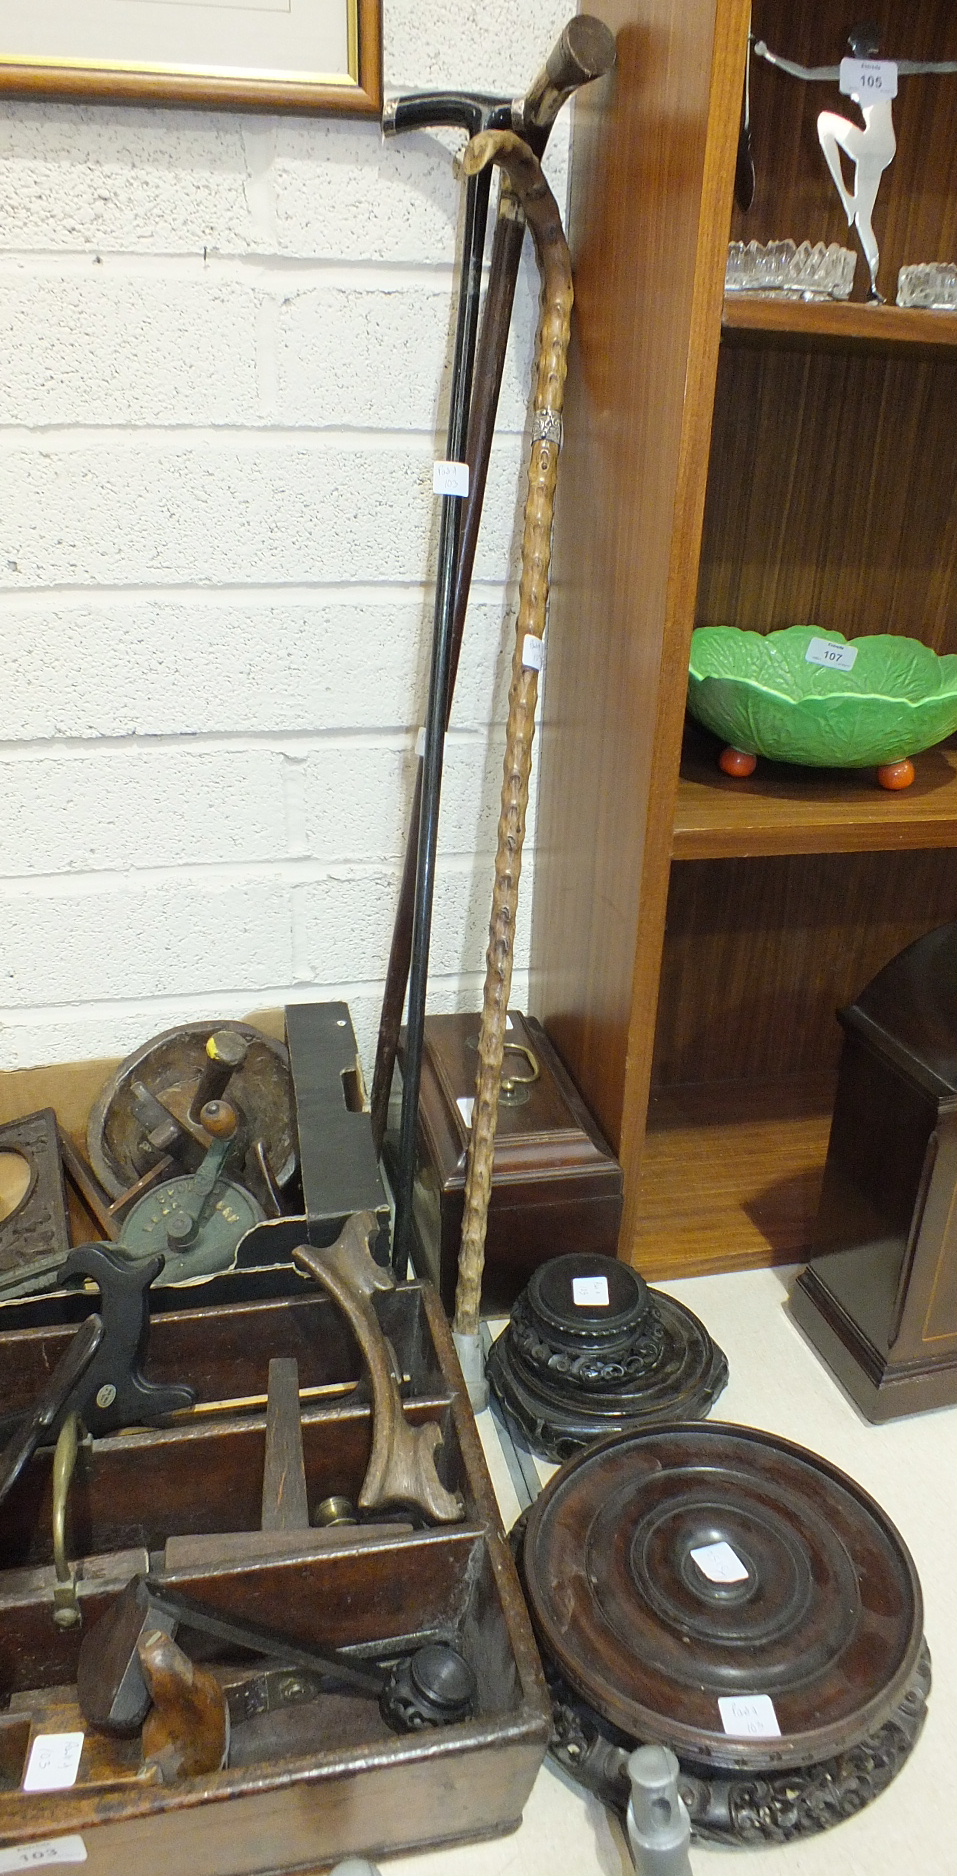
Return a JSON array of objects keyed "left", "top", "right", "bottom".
[
  {"left": 396, "top": 1012, "right": 624, "bottom": 1312},
  {"left": 791, "top": 921, "right": 957, "bottom": 1421}
]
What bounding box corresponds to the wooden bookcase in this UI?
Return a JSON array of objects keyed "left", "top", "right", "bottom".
[{"left": 531, "top": 0, "right": 957, "bottom": 1280}]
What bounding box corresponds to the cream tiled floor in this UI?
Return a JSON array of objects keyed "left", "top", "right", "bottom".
[{"left": 387, "top": 1266, "right": 957, "bottom": 1876}]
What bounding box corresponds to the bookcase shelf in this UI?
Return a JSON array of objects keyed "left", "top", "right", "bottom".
[
  {"left": 722, "top": 295, "right": 957, "bottom": 353},
  {"left": 631, "top": 1076, "right": 834, "bottom": 1280},
  {"left": 673, "top": 734, "right": 957, "bottom": 859},
  {"left": 532, "top": 0, "right": 957, "bottom": 1279}
]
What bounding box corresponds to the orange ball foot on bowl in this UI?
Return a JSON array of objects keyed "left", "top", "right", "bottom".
[
  {"left": 877, "top": 759, "right": 916, "bottom": 790},
  {"left": 718, "top": 746, "right": 758, "bottom": 778}
]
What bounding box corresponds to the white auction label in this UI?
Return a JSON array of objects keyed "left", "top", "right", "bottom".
[
  {"left": 22, "top": 1734, "right": 85, "bottom": 1794},
  {"left": 718, "top": 1695, "right": 782, "bottom": 1739},
  {"left": 456, "top": 1095, "right": 474, "bottom": 1128},
  {"left": 572, "top": 1275, "right": 610, "bottom": 1307},
  {"left": 805, "top": 636, "right": 858, "bottom": 672},
  {"left": 839, "top": 57, "right": 898, "bottom": 98},
  {"left": 433, "top": 460, "right": 470, "bottom": 498},
  {"left": 690, "top": 1540, "right": 750, "bottom": 1584},
  {"left": 0, "top": 1840, "right": 87, "bottom": 1873},
  {"left": 522, "top": 635, "right": 545, "bottom": 672}
]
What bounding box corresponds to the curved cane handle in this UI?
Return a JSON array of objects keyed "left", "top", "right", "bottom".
[{"left": 293, "top": 1213, "right": 462, "bottom": 1525}]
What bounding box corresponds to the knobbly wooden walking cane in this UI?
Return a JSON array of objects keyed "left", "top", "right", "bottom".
[{"left": 449, "top": 129, "right": 573, "bottom": 1403}]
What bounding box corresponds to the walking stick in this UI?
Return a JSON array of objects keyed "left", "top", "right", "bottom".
[
  {"left": 449, "top": 130, "right": 573, "bottom": 1403},
  {"left": 373, "top": 22, "right": 615, "bottom": 1272}
]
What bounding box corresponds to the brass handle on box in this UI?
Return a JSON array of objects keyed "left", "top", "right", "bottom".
[{"left": 499, "top": 1044, "right": 540, "bottom": 1104}]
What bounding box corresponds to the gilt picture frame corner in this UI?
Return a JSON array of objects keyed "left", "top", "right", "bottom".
[{"left": 0, "top": 0, "right": 382, "bottom": 116}]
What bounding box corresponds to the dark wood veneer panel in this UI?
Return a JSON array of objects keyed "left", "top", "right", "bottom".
[
  {"left": 652, "top": 849, "right": 957, "bottom": 1087},
  {"left": 699, "top": 343, "right": 957, "bottom": 649}
]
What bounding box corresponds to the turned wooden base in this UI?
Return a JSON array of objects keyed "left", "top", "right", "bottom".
[
  {"left": 515, "top": 1422, "right": 929, "bottom": 1848},
  {"left": 488, "top": 1254, "right": 727, "bottom": 1461}
]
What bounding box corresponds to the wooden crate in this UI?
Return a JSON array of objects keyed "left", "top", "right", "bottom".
[{"left": 0, "top": 1044, "right": 550, "bottom": 1869}]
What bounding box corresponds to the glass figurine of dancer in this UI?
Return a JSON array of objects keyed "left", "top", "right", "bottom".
[{"left": 754, "top": 25, "right": 957, "bottom": 301}]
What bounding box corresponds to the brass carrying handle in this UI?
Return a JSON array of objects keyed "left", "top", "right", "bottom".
[
  {"left": 52, "top": 1411, "right": 82, "bottom": 1629},
  {"left": 500, "top": 1043, "right": 540, "bottom": 1099}
]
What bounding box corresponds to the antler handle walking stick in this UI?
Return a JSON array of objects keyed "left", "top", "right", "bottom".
[
  {"left": 371, "top": 19, "right": 615, "bottom": 1186},
  {"left": 450, "top": 130, "right": 573, "bottom": 1401}
]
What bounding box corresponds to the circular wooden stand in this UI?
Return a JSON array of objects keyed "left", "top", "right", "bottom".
[
  {"left": 487, "top": 1253, "right": 727, "bottom": 1460},
  {"left": 515, "top": 1422, "right": 930, "bottom": 1847}
]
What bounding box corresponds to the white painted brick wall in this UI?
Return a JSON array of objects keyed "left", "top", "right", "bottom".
[
  {"left": 0, "top": 597, "right": 515, "bottom": 738},
  {"left": 1, "top": 437, "right": 526, "bottom": 587},
  {"left": 0, "top": 277, "right": 262, "bottom": 426},
  {"left": 0, "top": 0, "right": 572, "bottom": 1077},
  {"left": 0, "top": 749, "right": 287, "bottom": 874}
]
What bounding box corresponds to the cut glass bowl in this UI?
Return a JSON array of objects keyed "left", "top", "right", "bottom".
[
  {"left": 726, "top": 240, "right": 856, "bottom": 301},
  {"left": 897, "top": 264, "right": 957, "bottom": 310}
]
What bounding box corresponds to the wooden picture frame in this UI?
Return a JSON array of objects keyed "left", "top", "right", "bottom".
[{"left": 0, "top": 0, "right": 381, "bottom": 116}]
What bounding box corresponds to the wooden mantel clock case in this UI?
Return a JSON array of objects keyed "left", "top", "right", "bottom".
[
  {"left": 792, "top": 922, "right": 957, "bottom": 1420},
  {"left": 531, "top": 0, "right": 957, "bottom": 1281}
]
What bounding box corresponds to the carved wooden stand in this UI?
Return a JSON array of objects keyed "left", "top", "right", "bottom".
[
  {"left": 488, "top": 1253, "right": 727, "bottom": 1460},
  {"left": 515, "top": 1423, "right": 929, "bottom": 1848}
]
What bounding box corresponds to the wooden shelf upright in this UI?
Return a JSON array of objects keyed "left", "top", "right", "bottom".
[{"left": 531, "top": 0, "right": 957, "bottom": 1282}]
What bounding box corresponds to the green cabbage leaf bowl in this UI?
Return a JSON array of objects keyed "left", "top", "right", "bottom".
[{"left": 688, "top": 626, "right": 957, "bottom": 768}]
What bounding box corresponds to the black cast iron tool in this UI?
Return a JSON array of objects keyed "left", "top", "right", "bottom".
[
  {"left": 0, "top": 1308, "right": 103, "bottom": 1510},
  {"left": 42, "top": 1241, "right": 195, "bottom": 1437},
  {"left": 0, "top": 1240, "right": 195, "bottom": 1465},
  {"left": 79, "top": 1574, "right": 477, "bottom": 1739}
]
